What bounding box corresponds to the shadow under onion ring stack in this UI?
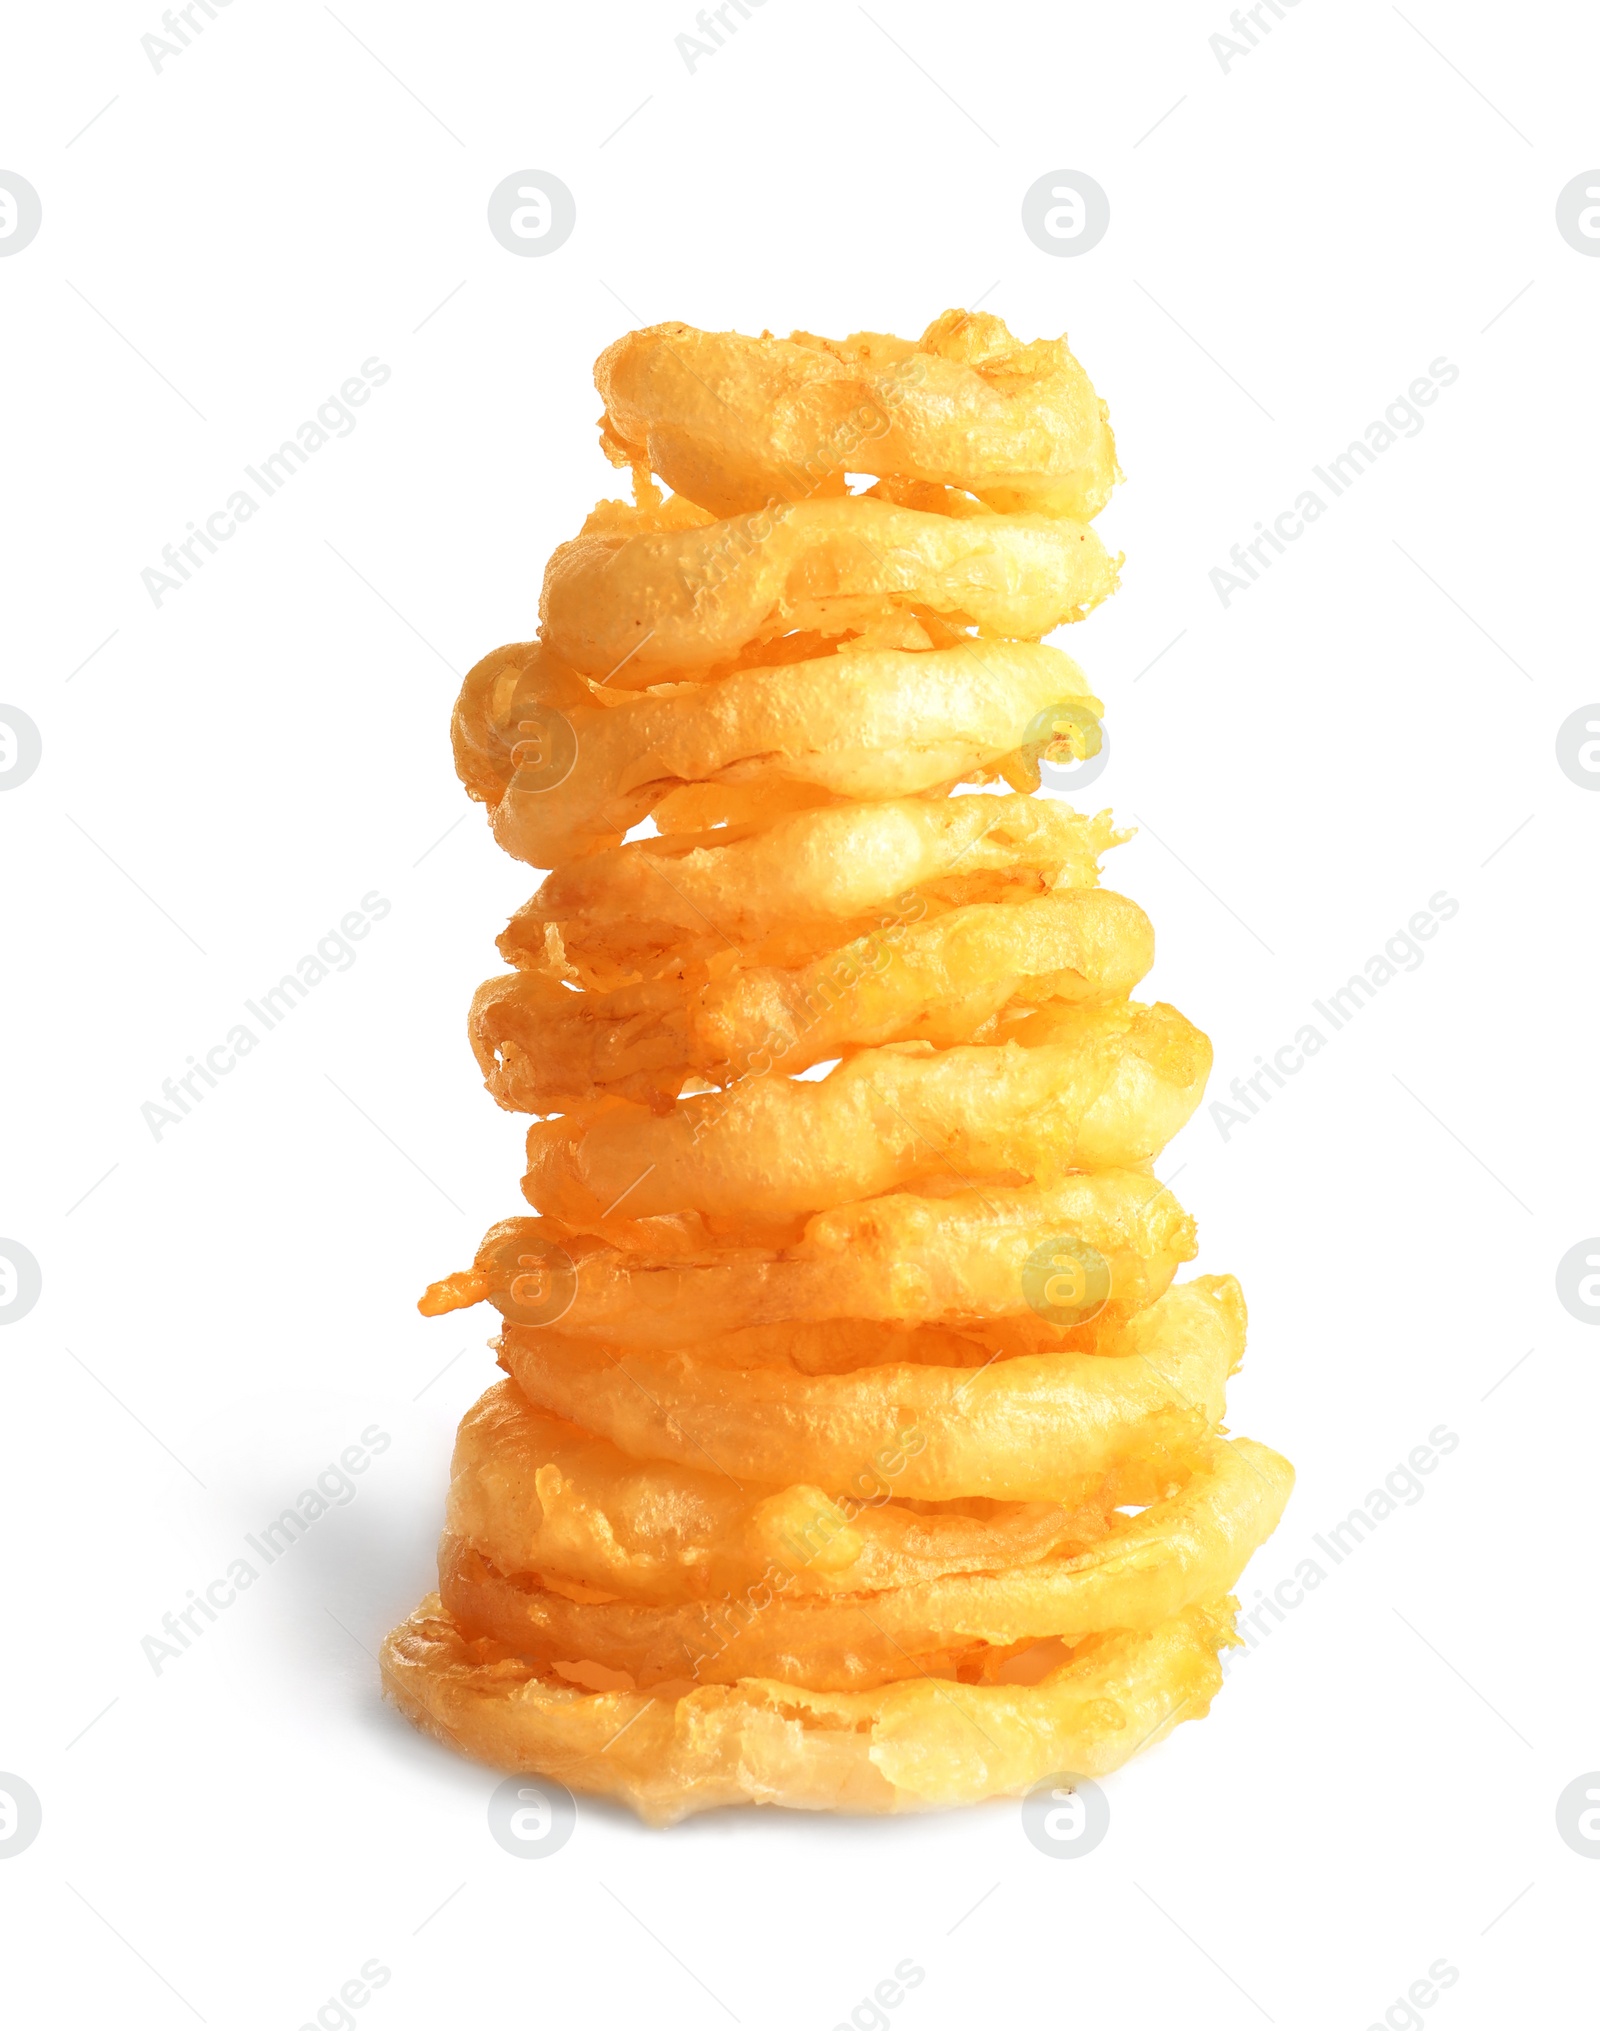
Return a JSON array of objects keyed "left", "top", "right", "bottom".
[{"left": 380, "top": 311, "right": 1293, "bottom": 1825}]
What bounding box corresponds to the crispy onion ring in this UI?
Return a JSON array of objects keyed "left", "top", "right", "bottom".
[
  {"left": 446, "top": 1379, "right": 1120, "bottom": 1605},
  {"left": 594, "top": 310, "right": 1120, "bottom": 520},
  {"left": 460, "top": 635, "right": 1101, "bottom": 868},
  {"left": 391, "top": 311, "right": 1291, "bottom": 1820},
  {"left": 382, "top": 1599, "right": 1232, "bottom": 1825},
  {"left": 520, "top": 1002, "right": 1210, "bottom": 1224},
  {"left": 499, "top": 792, "right": 1124, "bottom": 985},
  {"left": 469, "top": 888, "right": 1155, "bottom": 1112},
  {"left": 541, "top": 493, "right": 1118, "bottom": 683},
  {"left": 421, "top": 1169, "right": 1197, "bottom": 1343},
  {"left": 496, "top": 1274, "right": 1242, "bottom": 1505}
]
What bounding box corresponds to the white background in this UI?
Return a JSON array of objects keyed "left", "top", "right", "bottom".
[{"left": 2, "top": 1, "right": 1597, "bottom": 2025}]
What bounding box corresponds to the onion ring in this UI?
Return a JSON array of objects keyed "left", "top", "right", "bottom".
[
  {"left": 447, "top": 1378, "right": 1117, "bottom": 1605},
  {"left": 541, "top": 492, "right": 1117, "bottom": 684},
  {"left": 500, "top": 792, "right": 1124, "bottom": 986},
  {"left": 381, "top": 1598, "right": 1232, "bottom": 1825},
  {"left": 469, "top": 888, "right": 1155, "bottom": 1112},
  {"left": 463, "top": 635, "right": 1101, "bottom": 869},
  {"left": 520, "top": 1002, "right": 1210, "bottom": 1223},
  {"left": 594, "top": 310, "right": 1120, "bottom": 520},
  {"left": 497, "top": 1274, "right": 1242, "bottom": 1505},
  {"left": 421, "top": 1168, "right": 1197, "bottom": 1343}
]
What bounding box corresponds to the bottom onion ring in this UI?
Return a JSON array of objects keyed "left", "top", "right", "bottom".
[{"left": 381, "top": 1596, "right": 1237, "bottom": 1825}]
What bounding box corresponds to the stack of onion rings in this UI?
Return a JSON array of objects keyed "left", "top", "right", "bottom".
[{"left": 383, "top": 311, "right": 1292, "bottom": 1823}]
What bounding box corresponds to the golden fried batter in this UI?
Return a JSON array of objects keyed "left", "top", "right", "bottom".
[{"left": 383, "top": 312, "right": 1291, "bottom": 1821}]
